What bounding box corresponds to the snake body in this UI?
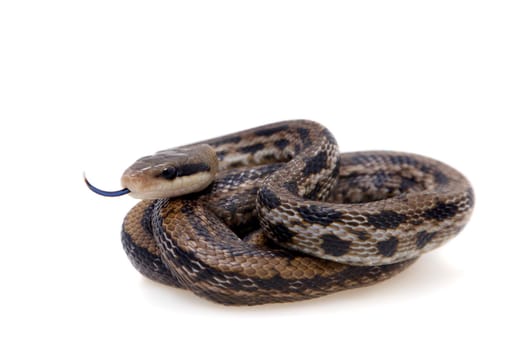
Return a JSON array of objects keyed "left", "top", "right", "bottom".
[{"left": 109, "top": 120, "right": 474, "bottom": 305}]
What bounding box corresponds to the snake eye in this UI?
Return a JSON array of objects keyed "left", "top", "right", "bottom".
[{"left": 160, "top": 166, "right": 179, "bottom": 180}]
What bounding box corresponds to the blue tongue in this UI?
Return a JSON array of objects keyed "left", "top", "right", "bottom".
[{"left": 84, "top": 175, "right": 130, "bottom": 197}]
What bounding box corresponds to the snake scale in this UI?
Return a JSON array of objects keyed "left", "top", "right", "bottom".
[{"left": 86, "top": 120, "right": 474, "bottom": 305}]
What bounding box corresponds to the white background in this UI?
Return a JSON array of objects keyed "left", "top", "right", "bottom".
[{"left": 1, "top": 1, "right": 524, "bottom": 349}]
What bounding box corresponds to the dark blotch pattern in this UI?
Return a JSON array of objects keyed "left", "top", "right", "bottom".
[
  {"left": 305, "top": 182, "right": 324, "bottom": 200},
  {"left": 366, "top": 211, "right": 407, "bottom": 229},
  {"left": 254, "top": 125, "right": 289, "bottom": 137},
  {"left": 373, "top": 170, "right": 388, "bottom": 188},
  {"left": 258, "top": 186, "right": 282, "bottom": 210},
  {"left": 389, "top": 155, "right": 418, "bottom": 166},
  {"left": 303, "top": 151, "right": 328, "bottom": 176},
  {"left": 349, "top": 154, "right": 374, "bottom": 165},
  {"left": 274, "top": 139, "right": 290, "bottom": 150},
  {"left": 377, "top": 237, "right": 399, "bottom": 257},
  {"left": 238, "top": 143, "right": 265, "bottom": 154},
  {"left": 400, "top": 177, "right": 417, "bottom": 192},
  {"left": 434, "top": 171, "right": 449, "bottom": 185},
  {"left": 283, "top": 181, "right": 298, "bottom": 195},
  {"left": 352, "top": 230, "right": 370, "bottom": 241},
  {"left": 268, "top": 223, "right": 295, "bottom": 243},
  {"left": 296, "top": 205, "right": 343, "bottom": 226},
  {"left": 297, "top": 127, "right": 311, "bottom": 146},
  {"left": 423, "top": 202, "right": 458, "bottom": 221},
  {"left": 416, "top": 230, "right": 437, "bottom": 249},
  {"left": 320, "top": 234, "right": 351, "bottom": 257},
  {"left": 210, "top": 136, "right": 242, "bottom": 146}
]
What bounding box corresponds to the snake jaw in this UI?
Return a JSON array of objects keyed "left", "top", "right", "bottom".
[{"left": 120, "top": 171, "right": 215, "bottom": 199}]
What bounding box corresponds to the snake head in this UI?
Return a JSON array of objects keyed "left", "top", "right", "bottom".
[
  {"left": 86, "top": 144, "right": 218, "bottom": 200},
  {"left": 120, "top": 144, "right": 219, "bottom": 199}
]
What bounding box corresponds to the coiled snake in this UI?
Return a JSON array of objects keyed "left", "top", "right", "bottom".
[{"left": 86, "top": 120, "right": 474, "bottom": 305}]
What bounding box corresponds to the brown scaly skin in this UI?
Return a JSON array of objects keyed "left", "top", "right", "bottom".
[{"left": 118, "top": 120, "right": 474, "bottom": 305}]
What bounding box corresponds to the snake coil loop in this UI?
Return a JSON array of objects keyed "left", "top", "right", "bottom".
[{"left": 88, "top": 120, "right": 474, "bottom": 305}]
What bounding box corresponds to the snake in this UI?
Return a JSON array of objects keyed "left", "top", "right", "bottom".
[{"left": 85, "top": 120, "right": 474, "bottom": 305}]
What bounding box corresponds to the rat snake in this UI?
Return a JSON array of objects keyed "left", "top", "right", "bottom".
[{"left": 86, "top": 120, "right": 474, "bottom": 305}]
